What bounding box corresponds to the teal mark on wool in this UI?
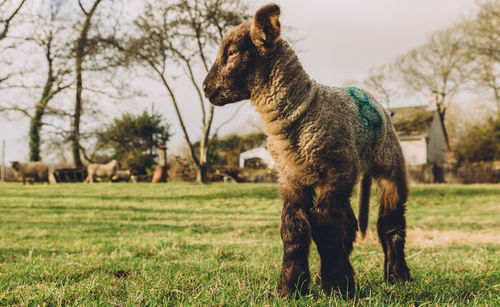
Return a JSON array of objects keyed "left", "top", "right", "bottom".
[{"left": 345, "top": 87, "right": 382, "bottom": 133}]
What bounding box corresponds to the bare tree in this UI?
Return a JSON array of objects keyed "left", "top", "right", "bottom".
[
  {"left": 0, "top": 0, "right": 72, "bottom": 161},
  {"left": 71, "top": 0, "right": 104, "bottom": 169},
  {"left": 396, "top": 26, "right": 470, "bottom": 145},
  {"left": 27, "top": 3, "right": 72, "bottom": 161},
  {"left": 0, "top": 0, "right": 27, "bottom": 41},
  {"left": 120, "top": 0, "right": 248, "bottom": 183},
  {"left": 363, "top": 65, "right": 399, "bottom": 110},
  {"left": 470, "top": 0, "right": 500, "bottom": 62},
  {"left": 464, "top": 0, "right": 500, "bottom": 117},
  {"left": 0, "top": 0, "right": 28, "bottom": 89}
]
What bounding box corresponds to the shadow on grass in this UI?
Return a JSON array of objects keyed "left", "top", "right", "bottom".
[
  {"left": 410, "top": 186, "right": 500, "bottom": 197},
  {"left": 1, "top": 219, "right": 279, "bottom": 238},
  {"left": 0, "top": 204, "right": 248, "bottom": 216},
  {"left": 0, "top": 186, "right": 280, "bottom": 202}
]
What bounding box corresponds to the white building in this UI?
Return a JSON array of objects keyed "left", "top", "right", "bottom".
[
  {"left": 239, "top": 147, "right": 276, "bottom": 169},
  {"left": 391, "top": 106, "right": 449, "bottom": 166}
]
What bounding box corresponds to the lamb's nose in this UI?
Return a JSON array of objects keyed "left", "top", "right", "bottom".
[{"left": 202, "top": 83, "right": 208, "bottom": 98}]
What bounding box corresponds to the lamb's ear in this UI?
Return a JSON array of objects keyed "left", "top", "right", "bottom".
[{"left": 250, "top": 4, "right": 281, "bottom": 55}]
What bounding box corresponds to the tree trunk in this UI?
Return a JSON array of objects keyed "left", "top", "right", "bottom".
[
  {"left": 29, "top": 43, "right": 54, "bottom": 162},
  {"left": 436, "top": 95, "right": 450, "bottom": 149},
  {"left": 72, "top": 0, "right": 103, "bottom": 169},
  {"left": 72, "top": 52, "right": 83, "bottom": 168},
  {"left": 196, "top": 112, "right": 214, "bottom": 184},
  {"left": 432, "top": 163, "right": 445, "bottom": 183},
  {"left": 195, "top": 163, "right": 208, "bottom": 184},
  {"left": 435, "top": 102, "right": 448, "bottom": 183},
  {"left": 29, "top": 94, "right": 55, "bottom": 162},
  {"left": 29, "top": 104, "right": 45, "bottom": 161},
  {"left": 492, "top": 86, "right": 500, "bottom": 119}
]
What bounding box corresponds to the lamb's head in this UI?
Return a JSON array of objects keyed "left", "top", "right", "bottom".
[
  {"left": 11, "top": 161, "right": 21, "bottom": 171},
  {"left": 203, "top": 3, "right": 281, "bottom": 106}
]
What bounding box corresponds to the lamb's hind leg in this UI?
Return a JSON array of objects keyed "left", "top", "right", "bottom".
[
  {"left": 277, "top": 181, "right": 314, "bottom": 297},
  {"left": 309, "top": 184, "right": 357, "bottom": 296},
  {"left": 376, "top": 172, "right": 411, "bottom": 283}
]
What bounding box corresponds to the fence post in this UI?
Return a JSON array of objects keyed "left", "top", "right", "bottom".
[
  {"left": 152, "top": 145, "right": 168, "bottom": 183},
  {"left": 1, "top": 140, "right": 5, "bottom": 182}
]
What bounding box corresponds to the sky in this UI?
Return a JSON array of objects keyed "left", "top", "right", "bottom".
[{"left": 0, "top": 0, "right": 479, "bottom": 163}]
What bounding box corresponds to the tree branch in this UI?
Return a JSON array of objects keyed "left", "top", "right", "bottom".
[
  {"left": 151, "top": 63, "right": 200, "bottom": 166},
  {"left": 82, "top": 86, "right": 135, "bottom": 100},
  {"left": 169, "top": 45, "right": 207, "bottom": 124},
  {"left": 0, "top": 106, "right": 33, "bottom": 119},
  {"left": 212, "top": 101, "right": 247, "bottom": 137},
  {"left": 79, "top": 143, "right": 94, "bottom": 164},
  {"left": 78, "top": 0, "right": 89, "bottom": 16},
  {"left": 0, "top": 0, "right": 27, "bottom": 40}
]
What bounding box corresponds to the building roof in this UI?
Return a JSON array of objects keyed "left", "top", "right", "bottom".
[{"left": 390, "top": 106, "right": 435, "bottom": 137}]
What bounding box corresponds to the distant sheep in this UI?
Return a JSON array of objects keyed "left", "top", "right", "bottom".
[
  {"left": 111, "top": 169, "right": 132, "bottom": 182},
  {"left": 203, "top": 4, "right": 411, "bottom": 297},
  {"left": 11, "top": 161, "right": 56, "bottom": 184},
  {"left": 84, "top": 159, "right": 118, "bottom": 183}
]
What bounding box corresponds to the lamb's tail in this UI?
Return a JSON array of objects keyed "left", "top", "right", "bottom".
[{"left": 358, "top": 174, "right": 372, "bottom": 237}]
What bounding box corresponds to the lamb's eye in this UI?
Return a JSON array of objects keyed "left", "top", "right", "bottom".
[{"left": 229, "top": 49, "right": 238, "bottom": 56}]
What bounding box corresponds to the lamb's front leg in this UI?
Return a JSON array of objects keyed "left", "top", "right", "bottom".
[
  {"left": 277, "top": 182, "right": 314, "bottom": 297},
  {"left": 309, "top": 184, "right": 357, "bottom": 297}
]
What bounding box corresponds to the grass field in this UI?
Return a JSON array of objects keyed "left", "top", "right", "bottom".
[{"left": 0, "top": 183, "right": 499, "bottom": 306}]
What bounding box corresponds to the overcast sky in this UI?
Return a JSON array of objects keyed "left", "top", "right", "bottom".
[{"left": 0, "top": 0, "right": 479, "bottom": 163}]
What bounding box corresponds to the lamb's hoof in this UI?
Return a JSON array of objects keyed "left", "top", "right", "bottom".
[
  {"left": 385, "top": 263, "right": 412, "bottom": 283},
  {"left": 321, "top": 274, "right": 355, "bottom": 298},
  {"left": 277, "top": 281, "right": 309, "bottom": 299},
  {"left": 322, "top": 281, "right": 355, "bottom": 298}
]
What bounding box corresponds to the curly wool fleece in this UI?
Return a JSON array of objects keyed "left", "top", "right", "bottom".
[{"left": 249, "top": 40, "right": 401, "bottom": 188}]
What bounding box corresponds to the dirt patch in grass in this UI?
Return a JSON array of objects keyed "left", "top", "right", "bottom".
[{"left": 356, "top": 228, "right": 500, "bottom": 247}]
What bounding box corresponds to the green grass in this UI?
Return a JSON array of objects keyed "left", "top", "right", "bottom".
[{"left": 0, "top": 183, "right": 499, "bottom": 306}]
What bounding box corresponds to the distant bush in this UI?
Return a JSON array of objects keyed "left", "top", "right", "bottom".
[
  {"left": 454, "top": 117, "right": 500, "bottom": 163},
  {"left": 194, "top": 132, "right": 267, "bottom": 168},
  {"left": 96, "top": 110, "right": 172, "bottom": 175}
]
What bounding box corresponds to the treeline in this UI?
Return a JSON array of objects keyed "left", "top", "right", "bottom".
[
  {"left": 1, "top": 0, "right": 499, "bottom": 184},
  {"left": 0, "top": 0, "right": 249, "bottom": 183},
  {"left": 357, "top": 0, "right": 500, "bottom": 163}
]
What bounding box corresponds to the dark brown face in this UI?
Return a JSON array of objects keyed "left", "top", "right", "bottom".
[
  {"left": 203, "top": 4, "right": 281, "bottom": 106},
  {"left": 11, "top": 161, "right": 19, "bottom": 171},
  {"left": 203, "top": 22, "right": 255, "bottom": 106}
]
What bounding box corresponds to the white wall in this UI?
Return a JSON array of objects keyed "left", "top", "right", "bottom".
[{"left": 400, "top": 139, "right": 427, "bottom": 166}]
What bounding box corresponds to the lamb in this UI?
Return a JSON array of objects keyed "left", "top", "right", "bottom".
[
  {"left": 11, "top": 161, "right": 56, "bottom": 184},
  {"left": 203, "top": 4, "right": 411, "bottom": 297},
  {"left": 83, "top": 159, "right": 118, "bottom": 183}
]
